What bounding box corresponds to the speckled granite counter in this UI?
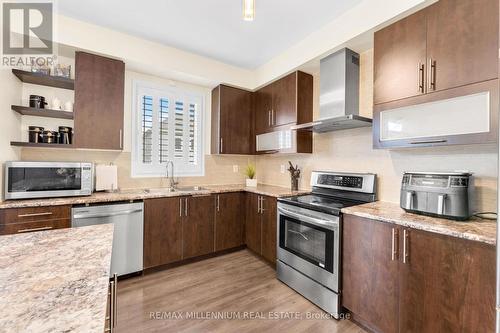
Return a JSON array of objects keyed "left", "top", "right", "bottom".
[
  {"left": 341, "top": 201, "right": 496, "bottom": 245},
  {"left": 0, "top": 184, "right": 307, "bottom": 209},
  {"left": 0, "top": 224, "right": 114, "bottom": 333}
]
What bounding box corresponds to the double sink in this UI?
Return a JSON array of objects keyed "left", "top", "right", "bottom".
[{"left": 142, "top": 186, "right": 208, "bottom": 194}]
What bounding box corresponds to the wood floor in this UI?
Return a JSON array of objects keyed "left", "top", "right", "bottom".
[{"left": 116, "top": 249, "right": 365, "bottom": 333}]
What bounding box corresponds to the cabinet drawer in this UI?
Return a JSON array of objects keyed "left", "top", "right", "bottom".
[
  {"left": 0, "top": 205, "right": 71, "bottom": 224},
  {"left": 0, "top": 219, "right": 70, "bottom": 235}
]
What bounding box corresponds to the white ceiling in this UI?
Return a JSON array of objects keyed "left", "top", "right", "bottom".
[{"left": 57, "top": 0, "right": 362, "bottom": 69}]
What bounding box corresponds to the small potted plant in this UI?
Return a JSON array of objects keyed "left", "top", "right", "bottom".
[{"left": 244, "top": 164, "right": 257, "bottom": 187}]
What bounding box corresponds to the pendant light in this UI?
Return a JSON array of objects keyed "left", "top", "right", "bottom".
[{"left": 243, "top": 0, "right": 255, "bottom": 21}]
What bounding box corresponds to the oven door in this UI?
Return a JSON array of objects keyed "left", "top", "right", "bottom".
[
  {"left": 277, "top": 203, "right": 340, "bottom": 292},
  {"left": 5, "top": 162, "right": 89, "bottom": 200}
]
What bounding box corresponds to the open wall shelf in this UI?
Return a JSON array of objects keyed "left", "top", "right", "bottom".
[
  {"left": 11, "top": 105, "right": 74, "bottom": 119},
  {"left": 10, "top": 142, "right": 74, "bottom": 149},
  {"left": 12, "top": 69, "right": 74, "bottom": 90}
]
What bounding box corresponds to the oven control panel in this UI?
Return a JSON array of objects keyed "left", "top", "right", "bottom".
[
  {"left": 317, "top": 174, "right": 363, "bottom": 189},
  {"left": 311, "top": 171, "right": 376, "bottom": 194}
]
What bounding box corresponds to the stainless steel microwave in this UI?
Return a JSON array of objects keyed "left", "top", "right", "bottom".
[{"left": 4, "top": 161, "right": 93, "bottom": 200}]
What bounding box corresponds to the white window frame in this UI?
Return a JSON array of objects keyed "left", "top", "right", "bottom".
[{"left": 131, "top": 80, "right": 205, "bottom": 178}]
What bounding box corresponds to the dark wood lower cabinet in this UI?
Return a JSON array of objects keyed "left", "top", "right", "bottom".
[
  {"left": 215, "top": 192, "right": 245, "bottom": 251},
  {"left": 399, "top": 228, "right": 496, "bottom": 333},
  {"left": 143, "top": 197, "right": 182, "bottom": 269},
  {"left": 0, "top": 205, "right": 71, "bottom": 235},
  {"left": 342, "top": 214, "right": 496, "bottom": 333},
  {"left": 261, "top": 196, "right": 277, "bottom": 264},
  {"left": 182, "top": 195, "right": 215, "bottom": 259},
  {"left": 245, "top": 193, "right": 277, "bottom": 264},
  {"left": 343, "top": 215, "right": 399, "bottom": 333},
  {"left": 245, "top": 193, "right": 262, "bottom": 254}
]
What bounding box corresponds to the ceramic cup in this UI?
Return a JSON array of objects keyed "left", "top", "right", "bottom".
[
  {"left": 64, "top": 101, "right": 74, "bottom": 112},
  {"left": 51, "top": 98, "right": 61, "bottom": 110}
]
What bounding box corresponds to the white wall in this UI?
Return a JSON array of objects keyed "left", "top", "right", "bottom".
[{"left": 0, "top": 69, "right": 22, "bottom": 191}]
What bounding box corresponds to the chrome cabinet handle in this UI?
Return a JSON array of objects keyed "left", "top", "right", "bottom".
[
  {"left": 410, "top": 139, "right": 447, "bottom": 145},
  {"left": 417, "top": 63, "right": 425, "bottom": 93},
  {"left": 113, "top": 273, "right": 117, "bottom": 328},
  {"left": 428, "top": 58, "right": 436, "bottom": 91},
  {"left": 109, "top": 280, "right": 114, "bottom": 333},
  {"left": 403, "top": 229, "right": 409, "bottom": 264},
  {"left": 272, "top": 109, "right": 275, "bottom": 125},
  {"left": 257, "top": 195, "right": 260, "bottom": 213},
  {"left": 437, "top": 194, "right": 447, "bottom": 215},
  {"left": 185, "top": 198, "right": 188, "bottom": 217},
  {"left": 18, "top": 212, "right": 53, "bottom": 218},
  {"left": 268, "top": 111, "right": 271, "bottom": 126},
  {"left": 220, "top": 138, "right": 223, "bottom": 153},
  {"left": 17, "top": 226, "right": 53, "bottom": 233},
  {"left": 216, "top": 195, "right": 220, "bottom": 212},
  {"left": 119, "top": 129, "right": 123, "bottom": 149},
  {"left": 179, "top": 198, "right": 182, "bottom": 217},
  {"left": 391, "top": 228, "right": 398, "bottom": 261},
  {"left": 260, "top": 196, "right": 265, "bottom": 214}
]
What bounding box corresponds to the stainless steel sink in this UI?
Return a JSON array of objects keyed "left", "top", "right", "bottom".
[{"left": 142, "top": 186, "right": 207, "bottom": 194}]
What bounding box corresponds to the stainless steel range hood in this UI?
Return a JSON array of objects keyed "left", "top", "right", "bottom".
[{"left": 292, "top": 48, "right": 372, "bottom": 133}]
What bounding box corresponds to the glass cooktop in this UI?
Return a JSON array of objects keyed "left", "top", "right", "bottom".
[{"left": 278, "top": 194, "right": 364, "bottom": 215}]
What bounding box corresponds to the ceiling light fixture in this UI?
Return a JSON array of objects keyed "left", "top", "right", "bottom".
[{"left": 242, "top": 0, "right": 255, "bottom": 21}]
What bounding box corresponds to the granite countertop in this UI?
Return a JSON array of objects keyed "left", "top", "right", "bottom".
[
  {"left": 0, "top": 224, "right": 114, "bottom": 333},
  {"left": 0, "top": 184, "right": 307, "bottom": 209},
  {"left": 341, "top": 201, "right": 496, "bottom": 245}
]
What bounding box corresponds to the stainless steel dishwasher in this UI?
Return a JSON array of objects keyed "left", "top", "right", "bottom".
[{"left": 72, "top": 202, "right": 144, "bottom": 277}]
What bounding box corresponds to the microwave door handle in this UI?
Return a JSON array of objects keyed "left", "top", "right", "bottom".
[{"left": 437, "top": 194, "right": 447, "bottom": 215}]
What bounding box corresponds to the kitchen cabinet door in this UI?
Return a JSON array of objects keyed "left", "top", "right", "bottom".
[
  {"left": 74, "top": 52, "right": 124, "bottom": 150},
  {"left": 272, "top": 72, "right": 297, "bottom": 127},
  {"left": 426, "top": 0, "right": 498, "bottom": 93},
  {"left": 342, "top": 215, "right": 399, "bottom": 333},
  {"left": 398, "top": 228, "right": 496, "bottom": 333},
  {"left": 143, "top": 197, "right": 182, "bottom": 269},
  {"left": 182, "top": 195, "right": 215, "bottom": 259},
  {"left": 260, "top": 195, "right": 277, "bottom": 264},
  {"left": 255, "top": 85, "right": 273, "bottom": 135},
  {"left": 215, "top": 192, "right": 244, "bottom": 251},
  {"left": 373, "top": 10, "right": 427, "bottom": 105},
  {"left": 211, "top": 85, "right": 253, "bottom": 154},
  {"left": 245, "top": 193, "right": 262, "bottom": 254}
]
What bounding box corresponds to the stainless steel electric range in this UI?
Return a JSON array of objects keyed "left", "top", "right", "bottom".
[{"left": 276, "top": 171, "right": 376, "bottom": 318}]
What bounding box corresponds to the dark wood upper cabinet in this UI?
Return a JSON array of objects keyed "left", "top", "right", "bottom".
[
  {"left": 182, "top": 195, "right": 215, "bottom": 259},
  {"left": 211, "top": 85, "right": 253, "bottom": 154},
  {"left": 254, "top": 71, "right": 313, "bottom": 133},
  {"left": 245, "top": 193, "right": 262, "bottom": 254},
  {"left": 398, "top": 228, "right": 495, "bottom": 333},
  {"left": 342, "top": 215, "right": 399, "bottom": 333},
  {"left": 373, "top": 0, "right": 498, "bottom": 149},
  {"left": 373, "top": 10, "right": 427, "bottom": 105},
  {"left": 143, "top": 197, "right": 182, "bottom": 269},
  {"left": 426, "top": 0, "right": 498, "bottom": 93},
  {"left": 260, "top": 195, "right": 277, "bottom": 264},
  {"left": 342, "top": 214, "right": 496, "bottom": 333},
  {"left": 254, "top": 84, "right": 273, "bottom": 135},
  {"left": 74, "top": 52, "right": 125, "bottom": 150},
  {"left": 215, "top": 192, "right": 244, "bottom": 251},
  {"left": 272, "top": 72, "right": 298, "bottom": 127}
]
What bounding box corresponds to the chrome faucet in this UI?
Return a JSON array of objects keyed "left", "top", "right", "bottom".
[{"left": 166, "top": 161, "right": 178, "bottom": 189}]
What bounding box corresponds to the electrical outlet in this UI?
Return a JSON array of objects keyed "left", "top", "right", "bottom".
[
  {"left": 233, "top": 165, "right": 239, "bottom": 173},
  {"left": 280, "top": 165, "right": 286, "bottom": 174}
]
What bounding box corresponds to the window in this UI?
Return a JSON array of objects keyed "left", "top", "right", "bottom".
[{"left": 132, "top": 81, "right": 204, "bottom": 177}]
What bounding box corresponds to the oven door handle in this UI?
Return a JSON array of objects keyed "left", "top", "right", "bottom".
[{"left": 278, "top": 206, "right": 338, "bottom": 230}]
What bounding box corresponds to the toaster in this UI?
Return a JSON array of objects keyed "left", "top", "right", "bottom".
[{"left": 400, "top": 172, "right": 474, "bottom": 220}]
